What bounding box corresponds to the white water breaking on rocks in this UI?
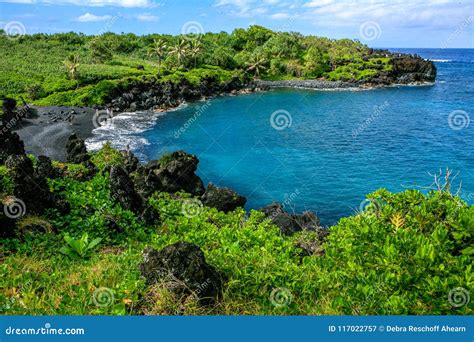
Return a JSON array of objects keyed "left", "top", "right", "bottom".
[{"left": 85, "top": 106, "right": 182, "bottom": 160}]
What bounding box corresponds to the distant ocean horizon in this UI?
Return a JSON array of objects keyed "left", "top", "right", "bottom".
[{"left": 87, "top": 48, "right": 474, "bottom": 226}]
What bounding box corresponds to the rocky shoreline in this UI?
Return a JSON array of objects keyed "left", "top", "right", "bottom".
[
  {"left": 253, "top": 78, "right": 435, "bottom": 90},
  {"left": 13, "top": 77, "right": 434, "bottom": 162},
  {"left": 9, "top": 52, "right": 436, "bottom": 162}
]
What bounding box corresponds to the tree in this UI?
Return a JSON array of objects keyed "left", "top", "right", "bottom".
[
  {"left": 169, "top": 39, "right": 188, "bottom": 68},
  {"left": 188, "top": 39, "right": 202, "bottom": 68},
  {"left": 89, "top": 39, "right": 113, "bottom": 63},
  {"left": 246, "top": 53, "right": 268, "bottom": 78},
  {"left": 63, "top": 54, "right": 80, "bottom": 80},
  {"left": 148, "top": 38, "right": 168, "bottom": 76},
  {"left": 303, "top": 46, "right": 331, "bottom": 78}
]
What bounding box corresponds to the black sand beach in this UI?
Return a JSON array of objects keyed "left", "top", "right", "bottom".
[{"left": 14, "top": 106, "right": 96, "bottom": 161}]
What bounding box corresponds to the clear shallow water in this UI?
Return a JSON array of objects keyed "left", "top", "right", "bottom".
[{"left": 88, "top": 49, "right": 474, "bottom": 226}]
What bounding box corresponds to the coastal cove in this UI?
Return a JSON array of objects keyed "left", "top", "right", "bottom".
[
  {"left": 1, "top": 20, "right": 473, "bottom": 318},
  {"left": 86, "top": 49, "right": 474, "bottom": 225}
]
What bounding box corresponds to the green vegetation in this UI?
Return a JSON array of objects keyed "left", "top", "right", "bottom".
[
  {"left": 60, "top": 233, "right": 102, "bottom": 260},
  {"left": 0, "top": 26, "right": 393, "bottom": 106},
  {"left": 1, "top": 146, "right": 472, "bottom": 315}
]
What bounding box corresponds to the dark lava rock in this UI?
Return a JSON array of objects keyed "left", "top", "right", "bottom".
[
  {"left": 260, "top": 203, "right": 321, "bottom": 236},
  {"left": 109, "top": 165, "right": 144, "bottom": 213},
  {"left": 295, "top": 240, "right": 324, "bottom": 257},
  {"left": 0, "top": 131, "right": 25, "bottom": 163},
  {"left": 0, "top": 99, "right": 25, "bottom": 162},
  {"left": 201, "top": 183, "right": 246, "bottom": 213},
  {"left": 6, "top": 154, "right": 39, "bottom": 202},
  {"left": 36, "top": 155, "right": 61, "bottom": 180},
  {"left": 140, "top": 242, "right": 226, "bottom": 304},
  {"left": 5, "top": 154, "right": 69, "bottom": 217},
  {"left": 391, "top": 55, "right": 436, "bottom": 83},
  {"left": 134, "top": 151, "right": 205, "bottom": 199},
  {"left": 294, "top": 229, "right": 329, "bottom": 257},
  {"left": 109, "top": 165, "right": 159, "bottom": 225},
  {"left": 0, "top": 211, "right": 17, "bottom": 238},
  {"left": 120, "top": 149, "right": 139, "bottom": 173},
  {"left": 65, "top": 133, "right": 91, "bottom": 164}
]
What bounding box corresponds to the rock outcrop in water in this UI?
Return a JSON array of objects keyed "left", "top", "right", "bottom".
[
  {"left": 255, "top": 51, "right": 436, "bottom": 89},
  {"left": 260, "top": 202, "right": 321, "bottom": 236},
  {"left": 201, "top": 183, "right": 247, "bottom": 213},
  {"left": 140, "top": 242, "right": 226, "bottom": 304},
  {"left": 367, "top": 50, "right": 436, "bottom": 85}
]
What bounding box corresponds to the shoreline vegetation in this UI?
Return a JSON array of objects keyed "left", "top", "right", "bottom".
[
  {"left": 1, "top": 27, "right": 472, "bottom": 316},
  {"left": 1, "top": 25, "right": 435, "bottom": 110},
  {"left": 1, "top": 25, "right": 436, "bottom": 158}
]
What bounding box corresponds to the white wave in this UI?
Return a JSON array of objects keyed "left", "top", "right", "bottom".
[
  {"left": 85, "top": 110, "right": 165, "bottom": 159},
  {"left": 430, "top": 59, "right": 452, "bottom": 62}
]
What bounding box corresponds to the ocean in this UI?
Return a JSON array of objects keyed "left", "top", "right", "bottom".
[{"left": 87, "top": 48, "right": 474, "bottom": 225}]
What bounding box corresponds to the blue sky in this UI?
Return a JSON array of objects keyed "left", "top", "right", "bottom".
[{"left": 0, "top": 0, "right": 472, "bottom": 48}]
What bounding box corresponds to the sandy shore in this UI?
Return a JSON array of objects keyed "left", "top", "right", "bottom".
[{"left": 14, "top": 106, "right": 96, "bottom": 161}]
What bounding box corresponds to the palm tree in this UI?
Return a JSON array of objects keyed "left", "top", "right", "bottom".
[
  {"left": 188, "top": 39, "right": 202, "bottom": 68},
  {"left": 63, "top": 54, "right": 80, "bottom": 80},
  {"left": 169, "top": 39, "right": 188, "bottom": 69},
  {"left": 246, "top": 53, "right": 268, "bottom": 78},
  {"left": 147, "top": 38, "right": 167, "bottom": 77}
]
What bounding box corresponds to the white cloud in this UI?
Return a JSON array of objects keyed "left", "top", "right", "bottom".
[
  {"left": 215, "top": 0, "right": 291, "bottom": 18},
  {"left": 299, "top": 0, "right": 474, "bottom": 30},
  {"left": 213, "top": 0, "right": 473, "bottom": 30},
  {"left": 271, "top": 12, "right": 290, "bottom": 19},
  {"left": 303, "top": 0, "right": 334, "bottom": 8},
  {"left": 136, "top": 13, "right": 159, "bottom": 21},
  {"left": 0, "top": 0, "right": 153, "bottom": 7},
  {"left": 76, "top": 12, "right": 112, "bottom": 21}
]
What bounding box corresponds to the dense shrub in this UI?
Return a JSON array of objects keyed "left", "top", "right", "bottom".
[{"left": 1, "top": 149, "right": 472, "bottom": 315}]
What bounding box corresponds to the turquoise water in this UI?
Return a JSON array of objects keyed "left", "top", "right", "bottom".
[{"left": 90, "top": 49, "right": 474, "bottom": 225}]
